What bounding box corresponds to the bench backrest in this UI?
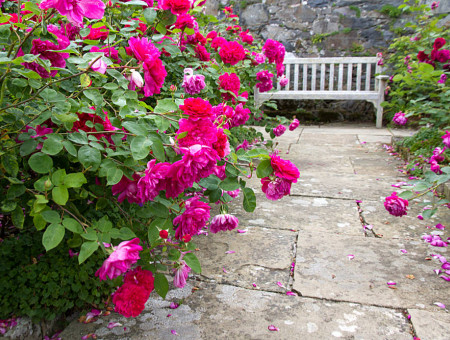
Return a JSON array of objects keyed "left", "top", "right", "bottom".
[{"left": 278, "top": 57, "right": 383, "bottom": 92}]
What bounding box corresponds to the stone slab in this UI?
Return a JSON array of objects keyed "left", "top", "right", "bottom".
[
  {"left": 293, "top": 231, "right": 449, "bottom": 310},
  {"left": 350, "top": 155, "right": 406, "bottom": 177},
  {"left": 224, "top": 193, "right": 362, "bottom": 235},
  {"left": 359, "top": 200, "right": 450, "bottom": 240},
  {"left": 357, "top": 134, "right": 393, "bottom": 144},
  {"left": 298, "top": 133, "right": 359, "bottom": 146},
  {"left": 60, "top": 282, "right": 413, "bottom": 340},
  {"left": 408, "top": 309, "right": 450, "bottom": 340},
  {"left": 193, "top": 226, "right": 296, "bottom": 292},
  {"left": 290, "top": 172, "right": 403, "bottom": 200}
]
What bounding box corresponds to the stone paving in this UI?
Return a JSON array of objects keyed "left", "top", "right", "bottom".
[{"left": 60, "top": 124, "right": 450, "bottom": 340}]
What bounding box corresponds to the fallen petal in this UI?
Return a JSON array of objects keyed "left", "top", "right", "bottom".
[
  {"left": 276, "top": 281, "right": 284, "bottom": 288},
  {"left": 435, "top": 223, "right": 445, "bottom": 230},
  {"left": 434, "top": 302, "right": 446, "bottom": 309},
  {"left": 286, "top": 291, "right": 297, "bottom": 296},
  {"left": 171, "top": 330, "right": 179, "bottom": 336},
  {"left": 387, "top": 281, "right": 396, "bottom": 286},
  {"left": 347, "top": 254, "right": 355, "bottom": 260},
  {"left": 167, "top": 314, "right": 172, "bottom": 317},
  {"left": 237, "top": 229, "right": 247, "bottom": 233},
  {"left": 107, "top": 322, "right": 122, "bottom": 329},
  {"left": 400, "top": 249, "right": 407, "bottom": 254},
  {"left": 170, "top": 302, "right": 179, "bottom": 309},
  {"left": 355, "top": 200, "right": 362, "bottom": 203},
  {"left": 440, "top": 275, "right": 450, "bottom": 281},
  {"left": 223, "top": 267, "right": 228, "bottom": 273},
  {"left": 252, "top": 283, "right": 257, "bottom": 287},
  {"left": 225, "top": 251, "right": 236, "bottom": 254},
  {"left": 434, "top": 269, "right": 441, "bottom": 275},
  {"left": 268, "top": 325, "right": 279, "bottom": 331}
]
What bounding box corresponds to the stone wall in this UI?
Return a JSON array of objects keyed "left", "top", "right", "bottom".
[{"left": 205, "top": 0, "right": 450, "bottom": 57}]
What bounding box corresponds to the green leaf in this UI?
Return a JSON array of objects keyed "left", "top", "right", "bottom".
[
  {"left": 33, "top": 214, "right": 47, "bottom": 231},
  {"left": 20, "top": 139, "right": 39, "bottom": 156},
  {"left": 151, "top": 138, "right": 165, "bottom": 162},
  {"left": 52, "top": 185, "right": 69, "bottom": 205},
  {"left": 11, "top": 205, "right": 25, "bottom": 229},
  {"left": 246, "top": 148, "right": 270, "bottom": 158},
  {"left": 107, "top": 167, "right": 123, "bottom": 185},
  {"left": 64, "top": 173, "right": 87, "bottom": 188},
  {"left": 243, "top": 187, "right": 256, "bottom": 212},
  {"left": 81, "top": 229, "right": 98, "bottom": 241},
  {"left": 122, "top": 121, "right": 149, "bottom": 136},
  {"left": 1, "top": 200, "right": 17, "bottom": 213},
  {"left": 199, "top": 175, "right": 221, "bottom": 190},
  {"left": 42, "top": 135, "right": 63, "bottom": 155},
  {"left": 29, "top": 153, "right": 53, "bottom": 174},
  {"left": 154, "top": 99, "right": 178, "bottom": 113},
  {"left": 68, "top": 132, "right": 89, "bottom": 144},
  {"left": 7, "top": 184, "right": 26, "bottom": 199},
  {"left": 422, "top": 208, "right": 437, "bottom": 219},
  {"left": 219, "top": 177, "right": 241, "bottom": 191},
  {"left": 143, "top": 7, "right": 157, "bottom": 24},
  {"left": 256, "top": 159, "right": 273, "bottom": 178},
  {"left": 119, "top": 227, "right": 137, "bottom": 240},
  {"left": 183, "top": 253, "right": 201, "bottom": 273},
  {"left": 78, "top": 145, "right": 101, "bottom": 171},
  {"left": 78, "top": 241, "right": 99, "bottom": 264},
  {"left": 42, "top": 223, "right": 65, "bottom": 251},
  {"left": 398, "top": 191, "right": 414, "bottom": 200},
  {"left": 41, "top": 210, "right": 61, "bottom": 224},
  {"left": 63, "top": 217, "right": 84, "bottom": 234},
  {"left": 154, "top": 273, "right": 169, "bottom": 299},
  {"left": 148, "top": 202, "right": 169, "bottom": 218},
  {"left": 52, "top": 169, "right": 67, "bottom": 186},
  {"left": 131, "top": 136, "right": 152, "bottom": 160},
  {"left": 2, "top": 154, "right": 19, "bottom": 177},
  {"left": 97, "top": 216, "right": 113, "bottom": 233}
]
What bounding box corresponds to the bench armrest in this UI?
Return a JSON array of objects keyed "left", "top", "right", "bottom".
[{"left": 375, "top": 75, "right": 390, "bottom": 81}]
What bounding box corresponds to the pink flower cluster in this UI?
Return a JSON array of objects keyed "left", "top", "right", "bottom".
[
  {"left": 113, "top": 267, "right": 155, "bottom": 317},
  {"left": 432, "top": 254, "right": 450, "bottom": 282},
  {"left": 128, "top": 37, "right": 167, "bottom": 97},
  {"left": 95, "top": 238, "right": 142, "bottom": 281},
  {"left": 158, "top": 0, "right": 192, "bottom": 15},
  {"left": 256, "top": 70, "right": 274, "bottom": 93},
  {"left": 173, "top": 197, "right": 210, "bottom": 239},
  {"left": 273, "top": 124, "right": 286, "bottom": 137},
  {"left": 210, "top": 214, "right": 239, "bottom": 233},
  {"left": 422, "top": 234, "right": 448, "bottom": 247},
  {"left": 39, "top": 0, "right": 105, "bottom": 27},
  {"left": 289, "top": 119, "right": 300, "bottom": 131},
  {"left": 384, "top": 192, "right": 409, "bottom": 217},
  {"left": 261, "top": 154, "right": 300, "bottom": 200},
  {"left": 392, "top": 111, "right": 407, "bottom": 126},
  {"left": 417, "top": 38, "right": 450, "bottom": 67},
  {"left": 429, "top": 146, "right": 446, "bottom": 174}
]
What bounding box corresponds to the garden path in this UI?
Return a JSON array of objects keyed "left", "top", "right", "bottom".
[{"left": 60, "top": 123, "right": 450, "bottom": 340}]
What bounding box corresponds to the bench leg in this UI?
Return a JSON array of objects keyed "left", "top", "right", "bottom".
[{"left": 376, "top": 102, "right": 383, "bottom": 129}]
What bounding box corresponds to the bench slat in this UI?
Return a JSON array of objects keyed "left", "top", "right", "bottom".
[
  {"left": 294, "top": 64, "right": 299, "bottom": 91},
  {"left": 284, "top": 57, "right": 378, "bottom": 64},
  {"left": 329, "top": 64, "right": 334, "bottom": 91},
  {"left": 256, "top": 90, "right": 379, "bottom": 101},
  {"left": 338, "top": 64, "right": 344, "bottom": 91},
  {"left": 303, "top": 64, "right": 308, "bottom": 91},
  {"left": 356, "top": 63, "right": 362, "bottom": 91},
  {"left": 347, "top": 63, "right": 353, "bottom": 91},
  {"left": 320, "top": 63, "right": 326, "bottom": 91},
  {"left": 365, "top": 63, "right": 371, "bottom": 91},
  {"left": 311, "top": 64, "right": 317, "bottom": 91},
  {"left": 285, "top": 63, "right": 290, "bottom": 90}
]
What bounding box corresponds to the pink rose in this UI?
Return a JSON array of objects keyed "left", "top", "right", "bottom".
[
  {"left": 384, "top": 192, "right": 409, "bottom": 217},
  {"left": 95, "top": 238, "right": 143, "bottom": 280}
]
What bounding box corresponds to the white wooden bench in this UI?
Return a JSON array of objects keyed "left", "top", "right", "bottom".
[{"left": 254, "top": 57, "right": 389, "bottom": 128}]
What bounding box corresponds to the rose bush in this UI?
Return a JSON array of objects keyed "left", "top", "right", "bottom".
[{"left": 0, "top": 0, "right": 300, "bottom": 321}]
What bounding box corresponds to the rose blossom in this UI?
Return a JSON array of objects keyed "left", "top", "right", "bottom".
[
  {"left": 261, "top": 177, "right": 292, "bottom": 200},
  {"left": 442, "top": 131, "right": 450, "bottom": 148},
  {"left": 211, "top": 36, "right": 227, "bottom": 50},
  {"left": 180, "top": 97, "right": 213, "bottom": 121},
  {"left": 431, "top": 147, "right": 446, "bottom": 163},
  {"left": 195, "top": 44, "right": 210, "bottom": 61},
  {"left": 279, "top": 75, "right": 289, "bottom": 87},
  {"left": 262, "top": 39, "right": 285, "bottom": 65},
  {"left": 112, "top": 283, "right": 149, "bottom": 317},
  {"left": 173, "top": 260, "right": 191, "bottom": 288},
  {"left": 218, "top": 72, "right": 241, "bottom": 101},
  {"left": 182, "top": 68, "right": 206, "bottom": 95},
  {"left": 392, "top": 111, "right": 407, "bottom": 125},
  {"left": 273, "top": 124, "right": 286, "bottom": 137},
  {"left": 271, "top": 154, "right": 300, "bottom": 183},
  {"left": 173, "top": 197, "right": 211, "bottom": 239},
  {"left": 89, "top": 57, "right": 107, "bottom": 74},
  {"left": 123, "top": 267, "right": 155, "bottom": 294},
  {"left": 289, "top": 118, "right": 300, "bottom": 131},
  {"left": 239, "top": 29, "right": 253, "bottom": 44},
  {"left": 176, "top": 118, "right": 218, "bottom": 148},
  {"left": 137, "top": 160, "right": 171, "bottom": 202},
  {"left": 256, "top": 70, "right": 274, "bottom": 93},
  {"left": 158, "top": 0, "right": 191, "bottom": 15},
  {"left": 438, "top": 74, "right": 447, "bottom": 84},
  {"left": 128, "top": 70, "right": 144, "bottom": 90},
  {"left": 434, "top": 38, "right": 446, "bottom": 50},
  {"left": 230, "top": 103, "right": 250, "bottom": 127},
  {"left": 212, "top": 129, "right": 231, "bottom": 158},
  {"left": 384, "top": 192, "right": 409, "bottom": 217},
  {"left": 95, "top": 238, "right": 143, "bottom": 281},
  {"left": 219, "top": 41, "right": 246, "bottom": 66},
  {"left": 112, "top": 174, "right": 143, "bottom": 204},
  {"left": 431, "top": 1, "right": 440, "bottom": 10},
  {"left": 210, "top": 214, "right": 239, "bottom": 233},
  {"left": 39, "top": 0, "right": 105, "bottom": 27}
]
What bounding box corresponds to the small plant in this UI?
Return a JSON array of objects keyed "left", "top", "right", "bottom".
[
  {"left": 351, "top": 43, "right": 365, "bottom": 53},
  {"left": 380, "top": 4, "right": 403, "bottom": 18},
  {"left": 349, "top": 5, "right": 361, "bottom": 18}
]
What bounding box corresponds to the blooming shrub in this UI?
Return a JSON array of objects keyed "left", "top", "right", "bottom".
[{"left": 0, "top": 0, "right": 297, "bottom": 321}]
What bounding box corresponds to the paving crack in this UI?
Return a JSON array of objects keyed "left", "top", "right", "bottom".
[
  {"left": 355, "top": 200, "right": 382, "bottom": 238},
  {"left": 288, "top": 231, "right": 299, "bottom": 293},
  {"left": 289, "top": 193, "right": 357, "bottom": 201}
]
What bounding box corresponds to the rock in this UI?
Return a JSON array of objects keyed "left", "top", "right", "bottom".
[{"left": 240, "top": 4, "right": 269, "bottom": 28}]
